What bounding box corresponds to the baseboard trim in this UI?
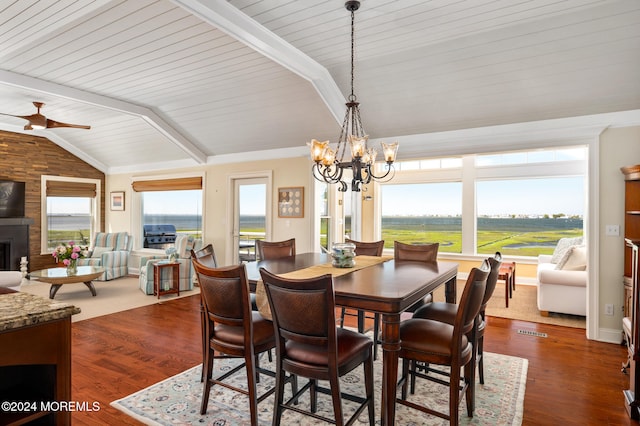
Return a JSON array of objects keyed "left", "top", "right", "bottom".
[{"left": 598, "top": 327, "right": 624, "bottom": 344}]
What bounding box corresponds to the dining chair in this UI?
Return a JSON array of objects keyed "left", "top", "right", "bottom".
[
  {"left": 339, "top": 239, "right": 384, "bottom": 360},
  {"left": 193, "top": 260, "right": 287, "bottom": 423},
  {"left": 256, "top": 238, "right": 296, "bottom": 260},
  {"left": 259, "top": 268, "right": 375, "bottom": 426},
  {"left": 191, "top": 243, "right": 217, "bottom": 268},
  {"left": 396, "top": 259, "right": 490, "bottom": 424},
  {"left": 394, "top": 241, "right": 440, "bottom": 312},
  {"left": 411, "top": 252, "right": 502, "bottom": 394}
]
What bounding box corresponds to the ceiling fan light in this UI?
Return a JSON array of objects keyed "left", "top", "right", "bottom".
[{"left": 31, "top": 124, "right": 46, "bottom": 130}]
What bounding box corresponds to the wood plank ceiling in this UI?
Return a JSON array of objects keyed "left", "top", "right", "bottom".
[{"left": 0, "top": 0, "right": 638, "bottom": 173}]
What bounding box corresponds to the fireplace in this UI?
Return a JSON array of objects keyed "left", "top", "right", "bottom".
[{"left": 0, "top": 218, "right": 33, "bottom": 271}]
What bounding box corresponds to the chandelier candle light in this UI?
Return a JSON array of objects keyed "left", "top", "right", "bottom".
[{"left": 308, "top": 0, "right": 398, "bottom": 192}]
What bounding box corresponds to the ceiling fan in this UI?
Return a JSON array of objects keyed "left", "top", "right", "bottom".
[{"left": 0, "top": 101, "right": 91, "bottom": 130}]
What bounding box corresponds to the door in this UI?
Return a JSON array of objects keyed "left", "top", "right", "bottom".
[{"left": 231, "top": 176, "right": 270, "bottom": 264}]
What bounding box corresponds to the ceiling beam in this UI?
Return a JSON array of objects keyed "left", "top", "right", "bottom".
[
  {"left": 0, "top": 70, "right": 207, "bottom": 164},
  {"left": 171, "top": 0, "right": 345, "bottom": 124}
]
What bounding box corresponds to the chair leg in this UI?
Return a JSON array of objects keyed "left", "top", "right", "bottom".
[
  {"left": 364, "top": 352, "right": 375, "bottom": 426},
  {"left": 200, "top": 349, "right": 214, "bottom": 414},
  {"left": 340, "top": 307, "right": 347, "bottom": 328},
  {"left": 329, "top": 373, "right": 344, "bottom": 426},
  {"left": 478, "top": 334, "right": 485, "bottom": 385},
  {"left": 245, "top": 352, "right": 259, "bottom": 426},
  {"left": 400, "top": 358, "right": 410, "bottom": 400},
  {"left": 272, "top": 364, "right": 287, "bottom": 426},
  {"left": 465, "top": 361, "right": 474, "bottom": 417},
  {"left": 373, "top": 313, "right": 380, "bottom": 361},
  {"left": 449, "top": 362, "right": 461, "bottom": 425},
  {"left": 310, "top": 379, "right": 318, "bottom": 413}
]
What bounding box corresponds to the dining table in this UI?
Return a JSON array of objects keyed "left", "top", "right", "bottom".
[{"left": 244, "top": 252, "right": 459, "bottom": 425}]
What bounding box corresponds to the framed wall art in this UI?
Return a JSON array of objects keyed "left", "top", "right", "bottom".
[
  {"left": 110, "top": 191, "right": 125, "bottom": 211},
  {"left": 278, "top": 187, "right": 304, "bottom": 218}
]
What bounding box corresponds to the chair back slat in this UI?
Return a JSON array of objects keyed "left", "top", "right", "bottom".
[
  {"left": 482, "top": 252, "right": 503, "bottom": 307},
  {"left": 260, "top": 269, "right": 335, "bottom": 350},
  {"left": 256, "top": 238, "right": 296, "bottom": 260},
  {"left": 346, "top": 239, "right": 384, "bottom": 256},
  {"left": 193, "top": 260, "right": 249, "bottom": 327},
  {"left": 394, "top": 241, "right": 439, "bottom": 262},
  {"left": 191, "top": 244, "right": 217, "bottom": 268}
]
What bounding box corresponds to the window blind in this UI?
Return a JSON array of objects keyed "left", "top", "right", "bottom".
[
  {"left": 46, "top": 180, "right": 97, "bottom": 197},
  {"left": 131, "top": 177, "right": 202, "bottom": 192}
]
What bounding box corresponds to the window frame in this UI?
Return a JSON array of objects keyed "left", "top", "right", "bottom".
[
  {"left": 373, "top": 146, "right": 587, "bottom": 259},
  {"left": 40, "top": 175, "right": 102, "bottom": 254}
]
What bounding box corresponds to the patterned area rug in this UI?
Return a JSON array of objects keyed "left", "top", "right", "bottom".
[{"left": 111, "top": 352, "right": 527, "bottom": 425}]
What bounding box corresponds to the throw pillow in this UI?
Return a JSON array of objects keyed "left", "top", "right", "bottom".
[
  {"left": 91, "top": 246, "right": 113, "bottom": 258},
  {"left": 555, "top": 245, "right": 587, "bottom": 271},
  {"left": 550, "top": 237, "right": 583, "bottom": 263}
]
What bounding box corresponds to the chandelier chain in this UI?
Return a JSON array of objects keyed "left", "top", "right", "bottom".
[{"left": 350, "top": 8, "right": 356, "bottom": 102}]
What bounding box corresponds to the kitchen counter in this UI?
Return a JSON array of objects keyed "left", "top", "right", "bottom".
[{"left": 0, "top": 290, "right": 80, "bottom": 331}]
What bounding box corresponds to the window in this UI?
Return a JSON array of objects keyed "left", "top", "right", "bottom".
[
  {"left": 132, "top": 176, "right": 204, "bottom": 246},
  {"left": 141, "top": 190, "right": 202, "bottom": 241},
  {"left": 476, "top": 177, "right": 584, "bottom": 256},
  {"left": 41, "top": 176, "right": 100, "bottom": 252},
  {"left": 376, "top": 146, "right": 586, "bottom": 258},
  {"left": 381, "top": 182, "right": 462, "bottom": 252}
]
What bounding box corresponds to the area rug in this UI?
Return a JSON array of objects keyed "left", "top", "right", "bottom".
[
  {"left": 432, "top": 281, "right": 586, "bottom": 329},
  {"left": 19, "top": 276, "right": 199, "bottom": 322},
  {"left": 111, "top": 352, "right": 527, "bottom": 425}
]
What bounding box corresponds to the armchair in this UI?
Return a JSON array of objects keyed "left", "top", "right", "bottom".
[
  {"left": 76, "top": 232, "right": 132, "bottom": 281},
  {"left": 139, "top": 234, "right": 202, "bottom": 295}
]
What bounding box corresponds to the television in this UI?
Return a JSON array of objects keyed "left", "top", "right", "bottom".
[{"left": 0, "top": 180, "right": 26, "bottom": 218}]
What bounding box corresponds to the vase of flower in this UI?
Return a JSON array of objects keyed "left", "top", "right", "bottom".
[
  {"left": 66, "top": 259, "right": 78, "bottom": 275},
  {"left": 52, "top": 241, "right": 87, "bottom": 274}
]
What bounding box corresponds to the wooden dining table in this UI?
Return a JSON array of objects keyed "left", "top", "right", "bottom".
[{"left": 244, "top": 252, "right": 459, "bottom": 425}]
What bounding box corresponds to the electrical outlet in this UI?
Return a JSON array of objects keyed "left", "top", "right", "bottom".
[
  {"left": 605, "top": 225, "right": 620, "bottom": 236},
  {"left": 605, "top": 304, "right": 614, "bottom": 316}
]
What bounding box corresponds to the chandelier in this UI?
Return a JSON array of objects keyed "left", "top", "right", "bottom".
[{"left": 308, "top": 0, "right": 398, "bottom": 192}]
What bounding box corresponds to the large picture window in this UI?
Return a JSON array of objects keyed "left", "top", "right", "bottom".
[
  {"left": 381, "top": 182, "right": 462, "bottom": 253},
  {"left": 376, "top": 146, "right": 586, "bottom": 258},
  {"left": 476, "top": 177, "right": 584, "bottom": 256},
  {"left": 132, "top": 176, "right": 203, "bottom": 248},
  {"left": 41, "top": 176, "right": 100, "bottom": 252}
]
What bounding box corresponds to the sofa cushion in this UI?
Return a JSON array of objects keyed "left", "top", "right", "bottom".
[
  {"left": 91, "top": 246, "right": 113, "bottom": 258},
  {"left": 555, "top": 245, "right": 587, "bottom": 271},
  {"left": 550, "top": 237, "right": 584, "bottom": 263}
]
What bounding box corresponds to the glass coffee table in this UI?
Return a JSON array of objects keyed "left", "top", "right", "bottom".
[{"left": 30, "top": 266, "right": 106, "bottom": 299}]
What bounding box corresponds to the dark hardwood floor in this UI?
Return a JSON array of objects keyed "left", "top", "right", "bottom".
[{"left": 70, "top": 295, "right": 638, "bottom": 425}]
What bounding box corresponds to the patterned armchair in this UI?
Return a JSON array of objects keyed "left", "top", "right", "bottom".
[
  {"left": 76, "top": 232, "right": 133, "bottom": 281},
  {"left": 139, "top": 234, "right": 202, "bottom": 295}
]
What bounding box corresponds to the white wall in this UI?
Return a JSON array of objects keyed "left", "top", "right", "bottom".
[
  {"left": 105, "top": 156, "right": 313, "bottom": 266},
  {"left": 599, "top": 126, "right": 640, "bottom": 332}
]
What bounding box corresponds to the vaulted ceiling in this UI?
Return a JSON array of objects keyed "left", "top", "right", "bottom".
[{"left": 0, "top": 0, "right": 639, "bottom": 174}]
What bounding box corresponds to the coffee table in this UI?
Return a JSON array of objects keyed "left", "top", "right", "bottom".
[{"left": 30, "top": 266, "right": 106, "bottom": 299}]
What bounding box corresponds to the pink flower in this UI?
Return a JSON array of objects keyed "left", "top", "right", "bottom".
[
  {"left": 71, "top": 252, "right": 79, "bottom": 260},
  {"left": 63, "top": 259, "right": 71, "bottom": 266}
]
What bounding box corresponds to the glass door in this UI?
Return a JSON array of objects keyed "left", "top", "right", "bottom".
[{"left": 232, "top": 178, "right": 268, "bottom": 263}]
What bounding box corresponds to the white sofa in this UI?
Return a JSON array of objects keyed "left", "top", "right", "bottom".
[{"left": 536, "top": 239, "right": 587, "bottom": 316}]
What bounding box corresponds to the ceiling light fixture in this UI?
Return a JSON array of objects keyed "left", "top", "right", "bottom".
[{"left": 307, "top": 0, "right": 398, "bottom": 192}]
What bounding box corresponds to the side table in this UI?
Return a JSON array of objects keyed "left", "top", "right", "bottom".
[
  {"left": 499, "top": 262, "right": 516, "bottom": 308},
  {"left": 153, "top": 261, "right": 180, "bottom": 299}
]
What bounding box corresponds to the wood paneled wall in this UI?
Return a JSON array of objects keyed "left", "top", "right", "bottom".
[{"left": 0, "top": 130, "right": 105, "bottom": 271}]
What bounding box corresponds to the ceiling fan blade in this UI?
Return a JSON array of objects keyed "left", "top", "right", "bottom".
[{"left": 46, "top": 119, "right": 91, "bottom": 130}]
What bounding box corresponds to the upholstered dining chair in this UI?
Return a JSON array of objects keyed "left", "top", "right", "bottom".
[
  {"left": 339, "top": 239, "right": 384, "bottom": 360},
  {"left": 256, "top": 238, "right": 296, "bottom": 260},
  {"left": 190, "top": 243, "right": 217, "bottom": 268},
  {"left": 259, "top": 268, "right": 375, "bottom": 426},
  {"left": 411, "top": 252, "right": 502, "bottom": 394},
  {"left": 192, "top": 260, "right": 285, "bottom": 423},
  {"left": 396, "top": 260, "right": 490, "bottom": 424},
  {"left": 394, "top": 241, "right": 440, "bottom": 312}
]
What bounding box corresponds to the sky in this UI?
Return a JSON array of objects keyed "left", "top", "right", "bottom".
[{"left": 382, "top": 177, "right": 584, "bottom": 217}]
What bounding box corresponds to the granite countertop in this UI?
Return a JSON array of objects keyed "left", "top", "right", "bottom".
[{"left": 0, "top": 292, "right": 81, "bottom": 331}]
